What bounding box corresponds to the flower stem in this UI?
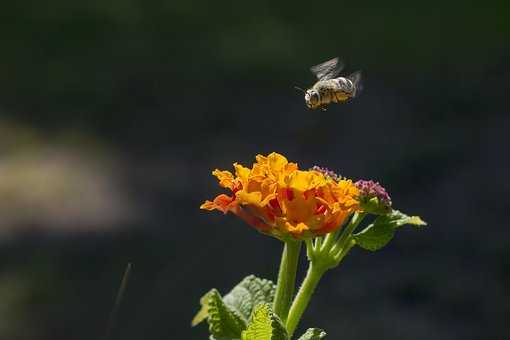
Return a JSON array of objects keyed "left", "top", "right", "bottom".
[
  {"left": 331, "top": 212, "right": 366, "bottom": 255},
  {"left": 285, "top": 263, "right": 327, "bottom": 337},
  {"left": 285, "top": 212, "right": 367, "bottom": 336},
  {"left": 273, "top": 239, "right": 302, "bottom": 323}
]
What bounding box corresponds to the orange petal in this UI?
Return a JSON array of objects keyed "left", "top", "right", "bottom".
[
  {"left": 233, "top": 205, "right": 273, "bottom": 233},
  {"left": 200, "top": 194, "right": 236, "bottom": 214}
]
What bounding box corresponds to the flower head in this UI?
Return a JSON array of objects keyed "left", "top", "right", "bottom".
[
  {"left": 309, "top": 166, "right": 341, "bottom": 182},
  {"left": 201, "top": 152, "right": 360, "bottom": 239},
  {"left": 355, "top": 180, "right": 392, "bottom": 214}
]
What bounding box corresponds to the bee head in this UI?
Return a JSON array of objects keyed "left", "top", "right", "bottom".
[{"left": 305, "top": 89, "right": 320, "bottom": 109}]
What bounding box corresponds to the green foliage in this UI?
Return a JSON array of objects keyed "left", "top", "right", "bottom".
[
  {"left": 207, "top": 289, "right": 246, "bottom": 339},
  {"left": 296, "top": 328, "right": 327, "bottom": 340},
  {"left": 193, "top": 213, "right": 427, "bottom": 339},
  {"left": 223, "top": 275, "right": 276, "bottom": 323},
  {"left": 241, "top": 303, "right": 288, "bottom": 340},
  {"left": 353, "top": 219, "right": 395, "bottom": 251},
  {"left": 192, "top": 275, "right": 277, "bottom": 339},
  {"left": 354, "top": 209, "right": 427, "bottom": 251},
  {"left": 383, "top": 209, "right": 427, "bottom": 228},
  {"left": 191, "top": 290, "right": 213, "bottom": 327}
]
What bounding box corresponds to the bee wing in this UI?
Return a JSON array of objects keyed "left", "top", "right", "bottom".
[
  {"left": 310, "top": 57, "right": 345, "bottom": 81},
  {"left": 347, "top": 71, "right": 363, "bottom": 97}
]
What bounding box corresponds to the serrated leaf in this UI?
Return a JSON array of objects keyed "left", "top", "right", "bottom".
[
  {"left": 207, "top": 289, "right": 246, "bottom": 339},
  {"left": 193, "top": 275, "right": 275, "bottom": 338},
  {"left": 297, "top": 328, "right": 327, "bottom": 340},
  {"left": 407, "top": 215, "right": 426, "bottom": 225},
  {"left": 192, "top": 289, "right": 214, "bottom": 326},
  {"left": 354, "top": 209, "right": 427, "bottom": 251},
  {"left": 353, "top": 220, "right": 395, "bottom": 251},
  {"left": 241, "top": 303, "right": 288, "bottom": 340},
  {"left": 379, "top": 209, "right": 427, "bottom": 228},
  {"left": 223, "top": 275, "right": 276, "bottom": 323}
]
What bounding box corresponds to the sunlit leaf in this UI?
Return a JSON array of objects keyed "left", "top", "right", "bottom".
[
  {"left": 297, "top": 328, "right": 327, "bottom": 340},
  {"left": 241, "top": 303, "right": 288, "bottom": 340},
  {"left": 207, "top": 289, "right": 246, "bottom": 339},
  {"left": 192, "top": 289, "right": 214, "bottom": 326},
  {"left": 223, "top": 275, "right": 276, "bottom": 323},
  {"left": 354, "top": 209, "right": 426, "bottom": 251}
]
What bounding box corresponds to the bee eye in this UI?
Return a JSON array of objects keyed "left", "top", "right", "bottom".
[{"left": 311, "top": 93, "right": 319, "bottom": 103}]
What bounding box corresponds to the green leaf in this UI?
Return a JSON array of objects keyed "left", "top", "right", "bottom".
[
  {"left": 297, "top": 328, "right": 327, "bottom": 340},
  {"left": 207, "top": 289, "right": 246, "bottom": 339},
  {"left": 241, "top": 303, "right": 288, "bottom": 340},
  {"left": 354, "top": 209, "right": 427, "bottom": 251},
  {"left": 192, "top": 289, "right": 214, "bottom": 326},
  {"left": 223, "top": 275, "right": 276, "bottom": 323},
  {"left": 192, "top": 275, "right": 275, "bottom": 329},
  {"left": 379, "top": 209, "right": 427, "bottom": 228},
  {"left": 353, "top": 219, "right": 395, "bottom": 251}
]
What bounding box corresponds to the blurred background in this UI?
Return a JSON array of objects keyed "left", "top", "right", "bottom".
[{"left": 0, "top": 1, "right": 508, "bottom": 339}]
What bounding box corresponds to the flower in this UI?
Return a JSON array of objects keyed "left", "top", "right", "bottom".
[
  {"left": 354, "top": 180, "right": 392, "bottom": 214},
  {"left": 309, "top": 166, "right": 341, "bottom": 182},
  {"left": 201, "top": 152, "right": 360, "bottom": 239}
]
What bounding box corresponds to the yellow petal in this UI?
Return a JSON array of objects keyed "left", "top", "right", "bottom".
[
  {"left": 283, "top": 221, "right": 310, "bottom": 236},
  {"left": 286, "top": 170, "right": 326, "bottom": 192},
  {"left": 212, "top": 169, "right": 235, "bottom": 190},
  {"left": 267, "top": 152, "right": 288, "bottom": 175},
  {"left": 233, "top": 163, "right": 251, "bottom": 186},
  {"left": 255, "top": 154, "right": 267, "bottom": 164},
  {"left": 236, "top": 190, "right": 263, "bottom": 206},
  {"left": 280, "top": 189, "right": 316, "bottom": 222}
]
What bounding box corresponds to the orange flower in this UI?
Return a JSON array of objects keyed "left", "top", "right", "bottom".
[{"left": 200, "top": 152, "right": 360, "bottom": 239}]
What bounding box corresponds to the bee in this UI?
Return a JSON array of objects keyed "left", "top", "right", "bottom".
[{"left": 297, "top": 57, "right": 362, "bottom": 110}]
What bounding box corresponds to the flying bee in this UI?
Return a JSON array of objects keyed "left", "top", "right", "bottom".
[{"left": 296, "top": 57, "right": 362, "bottom": 110}]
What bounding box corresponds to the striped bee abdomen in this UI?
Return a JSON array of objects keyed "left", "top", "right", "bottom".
[{"left": 315, "top": 78, "right": 352, "bottom": 106}]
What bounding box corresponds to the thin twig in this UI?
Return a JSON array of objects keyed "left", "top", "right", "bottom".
[{"left": 104, "top": 262, "right": 132, "bottom": 340}]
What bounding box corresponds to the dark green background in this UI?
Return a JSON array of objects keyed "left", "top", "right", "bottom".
[{"left": 0, "top": 1, "right": 508, "bottom": 339}]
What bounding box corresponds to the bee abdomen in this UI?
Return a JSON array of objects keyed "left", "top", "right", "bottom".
[{"left": 332, "top": 90, "right": 349, "bottom": 103}]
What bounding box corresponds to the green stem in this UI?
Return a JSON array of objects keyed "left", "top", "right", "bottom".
[
  {"left": 335, "top": 238, "right": 356, "bottom": 262},
  {"left": 331, "top": 212, "right": 366, "bottom": 255},
  {"left": 320, "top": 231, "right": 337, "bottom": 252},
  {"left": 285, "top": 213, "right": 367, "bottom": 336},
  {"left": 285, "top": 263, "right": 327, "bottom": 337},
  {"left": 272, "top": 239, "right": 302, "bottom": 323}
]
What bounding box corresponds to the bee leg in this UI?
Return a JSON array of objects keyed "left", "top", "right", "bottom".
[{"left": 321, "top": 106, "right": 327, "bottom": 112}]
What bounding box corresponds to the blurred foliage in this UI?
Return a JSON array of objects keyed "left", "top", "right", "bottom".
[{"left": 0, "top": 120, "right": 136, "bottom": 235}]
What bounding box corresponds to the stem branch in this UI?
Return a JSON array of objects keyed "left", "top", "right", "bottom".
[
  {"left": 285, "top": 263, "right": 326, "bottom": 337},
  {"left": 331, "top": 212, "right": 366, "bottom": 255}
]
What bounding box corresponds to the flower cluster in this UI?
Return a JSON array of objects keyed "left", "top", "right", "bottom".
[
  {"left": 309, "top": 166, "right": 341, "bottom": 182},
  {"left": 201, "top": 152, "right": 360, "bottom": 239},
  {"left": 354, "top": 179, "right": 392, "bottom": 214},
  {"left": 355, "top": 180, "right": 392, "bottom": 206}
]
